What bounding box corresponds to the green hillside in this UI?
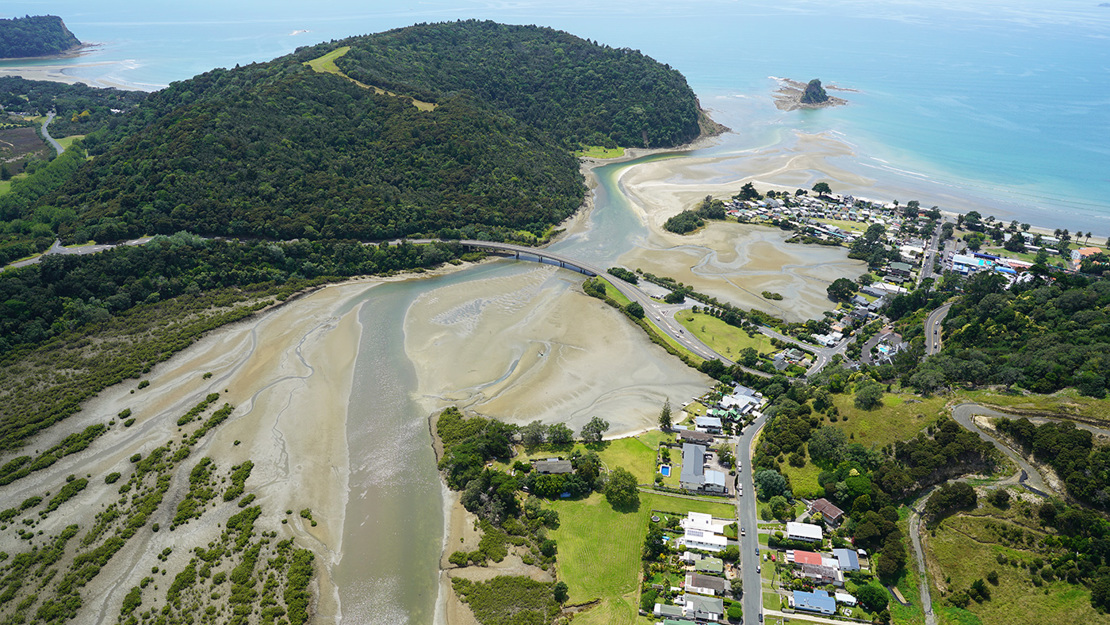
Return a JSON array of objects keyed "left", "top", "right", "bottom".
[
  {"left": 334, "top": 20, "right": 703, "bottom": 149},
  {"left": 43, "top": 21, "right": 706, "bottom": 243}
]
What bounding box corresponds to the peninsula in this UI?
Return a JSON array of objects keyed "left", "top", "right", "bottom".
[{"left": 0, "top": 15, "right": 81, "bottom": 59}]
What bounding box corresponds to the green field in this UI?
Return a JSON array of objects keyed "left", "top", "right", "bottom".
[
  {"left": 820, "top": 218, "right": 867, "bottom": 233},
  {"left": 780, "top": 454, "right": 823, "bottom": 498},
  {"left": 55, "top": 134, "right": 85, "bottom": 151},
  {"left": 830, "top": 393, "right": 948, "bottom": 448},
  {"left": 0, "top": 179, "right": 10, "bottom": 195},
  {"left": 547, "top": 492, "right": 734, "bottom": 625},
  {"left": 925, "top": 507, "right": 1102, "bottom": 625},
  {"left": 575, "top": 145, "right": 626, "bottom": 159},
  {"left": 676, "top": 311, "right": 773, "bottom": 359}
]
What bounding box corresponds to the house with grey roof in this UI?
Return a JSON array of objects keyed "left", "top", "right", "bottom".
[
  {"left": 532, "top": 459, "right": 572, "bottom": 474},
  {"left": 685, "top": 573, "right": 729, "bottom": 596},
  {"left": 679, "top": 443, "right": 727, "bottom": 494}
]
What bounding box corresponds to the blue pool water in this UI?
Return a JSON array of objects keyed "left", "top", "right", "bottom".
[{"left": 660, "top": 465, "right": 671, "bottom": 477}]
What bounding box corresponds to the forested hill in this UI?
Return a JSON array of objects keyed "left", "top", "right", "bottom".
[
  {"left": 0, "top": 15, "right": 81, "bottom": 58},
  {"left": 39, "top": 21, "right": 706, "bottom": 243},
  {"left": 333, "top": 20, "right": 703, "bottom": 149}
]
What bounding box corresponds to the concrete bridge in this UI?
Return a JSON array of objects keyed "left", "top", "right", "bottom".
[{"left": 459, "top": 240, "right": 600, "bottom": 277}]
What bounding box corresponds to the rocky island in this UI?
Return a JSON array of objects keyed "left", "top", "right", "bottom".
[{"left": 773, "top": 77, "right": 850, "bottom": 111}]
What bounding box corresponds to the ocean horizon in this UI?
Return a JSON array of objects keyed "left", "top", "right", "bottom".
[{"left": 2, "top": 0, "right": 1107, "bottom": 233}]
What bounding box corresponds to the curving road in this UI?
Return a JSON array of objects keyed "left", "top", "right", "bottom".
[
  {"left": 41, "top": 111, "right": 64, "bottom": 155},
  {"left": 924, "top": 303, "right": 952, "bottom": 356}
]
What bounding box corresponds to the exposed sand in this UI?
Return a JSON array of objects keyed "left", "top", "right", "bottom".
[
  {"left": 609, "top": 133, "right": 868, "bottom": 322},
  {"left": 405, "top": 263, "right": 712, "bottom": 437},
  {"left": 0, "top": 61, "right": 138, "bottom": 90}
]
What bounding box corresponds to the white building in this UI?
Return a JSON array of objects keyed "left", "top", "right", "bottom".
[{"left": 786, "top": 522, "right": 823, "bottom": 543}]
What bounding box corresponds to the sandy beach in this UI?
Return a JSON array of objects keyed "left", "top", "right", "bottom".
[
  {"left": 603, "top": 133, "right": 868, "bottom": 322},
  {"left": 0, "top": 60, "right": 139, "bottom": 90}
]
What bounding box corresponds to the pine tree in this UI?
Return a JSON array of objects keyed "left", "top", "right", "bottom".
[{"left": 659, "top": 399, "right": 672, "bottom": 431}]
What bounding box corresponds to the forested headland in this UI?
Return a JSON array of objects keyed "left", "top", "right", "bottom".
[{"left": 0, "top": 15, "right": 81, "bottom": 59}]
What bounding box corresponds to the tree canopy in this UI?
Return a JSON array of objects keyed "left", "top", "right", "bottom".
[{"left": 0, "top": 16, "right": 80, "bottom": 58}]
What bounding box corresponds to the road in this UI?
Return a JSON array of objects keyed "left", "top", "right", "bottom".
[
  {"left": 917, "top": 218, "right": 945, "bottom": 286},
  {"left": 734, "top": 412, "right": 769, "bottom": 625},
  {"left": 756, "top": 326, "right": 848, "bottom": 377},
  {"left": 907, "top": 490, "right": 938, "bottom": 625},
  {"left": 41, "top": 111, "right": 64, "bottom": 155},
  {"left": 923, "top": 302, "right": 952, "bottom": 356}
]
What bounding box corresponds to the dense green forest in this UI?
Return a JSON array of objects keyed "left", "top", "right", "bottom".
[
  {"left": 0, "top": 15, "right": 80, "bottom": 59},
  {"left": 333, "top": 20, "right": 703, "bottom": 149},
  {"left": 906, "top": 273, "right": 1110, "bottom": 397},
  {"left": 34, "top": 21, "right": 705, "bottom": 245}
]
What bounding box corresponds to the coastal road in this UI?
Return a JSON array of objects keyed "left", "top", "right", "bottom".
[
  {"left": 41, "top": 111, "right": 64, "bottom": 155},
  {"left": 917, "top": 218, "right": 945, "bottom": 287},
  {"left": 924, "top": 303, "right": 952, "bottom": 355},
  {"left": 735, "top": 412, "right": 769, "bottom": 625}
]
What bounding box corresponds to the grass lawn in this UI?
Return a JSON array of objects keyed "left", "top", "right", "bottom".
[
  {"left": 830, "top": 393, "right": 948, "bottom": 449},
  {"left": 575, "top": 145, "right": 626, "bottom": 159},
  {"left": 596, "top": 276, "right": 632, "bottom": 307},
  {"left": 55, "top": 134, "right": 85, "bottom": 151},
  {"left": 547, "top": 492, "right": 733, "bottom": 625},
  {"left": 512, "top": 432, "right": 663, "bottom": 483},
  {"left": 957, "top": 388, "right": 1110, "bottom": 424},
  {"left": 820, "top": 218, "right": 867, "bottom": 233},
  {"left": 780, "top": 455, "right": 823, "bottom": 498},
  {"left": 676, "top": 311, "right": 773, "bottom": 359},
  {"left": 683, "top": 401, "right": 706, "bottom": 420},
  {"left": 0, "top": 179, "right": 9, "bottom": 195},
  {"left": 924, "top": 508, "right": 1102, "bottom": 625}
]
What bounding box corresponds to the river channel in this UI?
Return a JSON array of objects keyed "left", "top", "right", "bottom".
[{"left": 328, "top": 146, "right": 863, "bottom": 623}]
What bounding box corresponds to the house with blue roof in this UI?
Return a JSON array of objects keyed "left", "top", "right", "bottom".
[{"left": 793, "top": 589, "right": 836, "bottom": 615}]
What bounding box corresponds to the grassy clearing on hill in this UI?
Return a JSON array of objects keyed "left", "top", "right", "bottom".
[
  {"left": 830, "top": 393, "right": 948, "bottom": 449},
  {"left": 303, "top": 46, "right": 436, "bottom": 111},
  {"left": 676, "top": 311, "right": 772, "bottom": 359},
  {"left": 780, "top": 454, "right": 823, "bottom": 498},
  {"left": 925, "top": 506, "right": 1102, "bottom": 625}
]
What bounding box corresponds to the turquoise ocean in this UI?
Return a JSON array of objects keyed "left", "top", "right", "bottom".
[{"left": 2, "top": 0, "right": 1108, "bottom": 232}]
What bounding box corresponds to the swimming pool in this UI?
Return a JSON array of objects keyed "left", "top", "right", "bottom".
[{"left": 659, "top": 465, "right": 671, "bottom": 477}]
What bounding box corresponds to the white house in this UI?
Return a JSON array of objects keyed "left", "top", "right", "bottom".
[
  {"left": 786, "top": 522, "right": 823, "bottom": 543},
  {"left": 681, "top": 528, "right": 728, "bottom": 552}
]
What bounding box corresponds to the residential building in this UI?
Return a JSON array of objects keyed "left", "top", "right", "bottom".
[
  {"left": 800, "top": 563, "right": 843, "bottom": 586},
  {"left": 677, "top": 430, "right": 714, "bottom": 445},
  {"left": 832, "top": 548, "right": 860, "bottom": 572},
  {"left": 695, "top": 557, "right": 724, "bottom": 575},
  {"left": 681, "top": 594, "right": 724, "bottom": 621},
  {"left": 694, "top": 415, "right": 722, "bottom": 434},
  {"left": 1072, "top": 247, "right": 1102, "bottom": 261},
  {"left": 786, "top": 522, "right": 823, "bottom": 543},
  {"left": 533, "top": 459, "right": 572, "bottom": 474},
  {"left": 685, "top": 573, "right": 729, "bottom": 596},
  {"left": 792, "top": 590, "right": 836, "bottom": 615},
  {"left": 681, "top": 529, "right": 728, "bottom": 552},
  {"left": 681, "top": 512, "right": 729, "bottom": 534},
  {"left": 834, "top": 592, "right": 857, "bottom": 607},
  {"left": 654, "top": 603, "right": 685, "bottom": 619},
  {"left": 809, "top": 498, "right": 845, "bottom": 525},
  {"left": 786, "top": 550, "right": 823, "bottom": 566},
  {"left": 679, "top": 443, "right": 727, "bottom": 494}
]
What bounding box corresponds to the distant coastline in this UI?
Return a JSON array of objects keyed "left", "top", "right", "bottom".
[{"left": 0, "top": 42, "right": 97, "bottom": 63}]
